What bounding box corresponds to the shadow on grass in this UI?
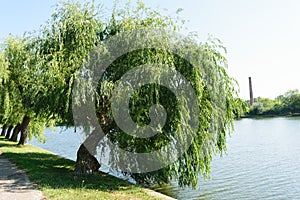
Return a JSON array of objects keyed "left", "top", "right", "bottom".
[
  {"left": 0, "top": 139, "right": 17, "bottom": 148},
  {"left": 0, "top": 137, "right": 133, "bottom": 192}
]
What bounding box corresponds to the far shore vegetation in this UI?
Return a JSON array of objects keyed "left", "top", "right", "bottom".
[{"left": 242, "top": 89, "right": 300, "bottom": 118}]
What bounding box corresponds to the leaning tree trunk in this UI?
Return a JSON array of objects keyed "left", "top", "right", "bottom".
[
  {"left": 75, "top": 96, "right": 110, "bottom": 175},
  {"left": 75, "top": 129, "right": 102, "bottom": 175},
  {"left": 5, "top": 125, "right": 14, "bottom": 139},
  {"left": 18, "top": 116, "right": 30, "bottom": 145},
  {"left": 9, "top": 123, "right": 21, "bottom": 142},
  {"left": 1, "top": 125, "right": 7, "bottom": 136}
]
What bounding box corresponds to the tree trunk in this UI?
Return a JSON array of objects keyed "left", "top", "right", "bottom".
[
  {"left": 75, "top": 96, "right": 110, "bottom": 175},
  {"left": 5, "top": 125, "right": 14, "bottom": 139},
  {"left": 9, "top": 123, "right": 21, "bottom": 142},
  {"left": 18, "top": 116, "right": 30, "bottom": 145},
  {"left": 1, "top": 125, "right": 7, "bottom": 136},
  {"left": 75, "top": 129, "right": 102, "bottom": 175}
]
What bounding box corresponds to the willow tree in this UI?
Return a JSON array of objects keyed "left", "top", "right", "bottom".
[
  {"left": 3, "top": 36, "right": 28, "bottom": 144},
  {"left": 73, "top": 0, "right": 187, "bottom": 174},
  {"left": 72, "top": 1, "right": 243, "bottom": 188},
  {"left": 0, "top": 37, "right": 25, "bottom": 140},
  {"left": 1, "top": 35, "right": 51, "bottom": 145},
  {"left": 0, "top": 49, "right": 10, "bottom": 132},
  {"left": 0, "top": 46, "right": 23, "bottom": 141}
]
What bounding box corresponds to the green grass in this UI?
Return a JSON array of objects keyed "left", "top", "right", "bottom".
[{"left": 0, "top": 137, "right": 160, "bottom": 200}]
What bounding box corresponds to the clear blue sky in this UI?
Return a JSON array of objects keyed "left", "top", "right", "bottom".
[{"left": 1, "top": 0, "right": 300, "bottom": 100}]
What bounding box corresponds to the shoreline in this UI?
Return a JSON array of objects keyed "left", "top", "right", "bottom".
[
  {"left": 240, "top": 113, "right": 300, "bottom": 119},
  {"left": 0, "top": 137, "right": 175, "bottom": 200}
]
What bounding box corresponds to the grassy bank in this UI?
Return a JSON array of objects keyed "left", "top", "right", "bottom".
[{"left": 0, "top": 137, "right": 161, "bottom": 200}]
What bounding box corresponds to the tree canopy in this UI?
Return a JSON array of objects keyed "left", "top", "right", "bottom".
[{"left": 72, "top": 1, "right": 242, "bottom": 188}]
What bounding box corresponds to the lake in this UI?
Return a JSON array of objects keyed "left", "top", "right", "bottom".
[{"left": 29, "top": 118, "right": 300, "bottom": 199}]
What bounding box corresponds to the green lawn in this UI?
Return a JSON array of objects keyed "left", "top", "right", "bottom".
[{"left": 0, "top": 137, "right": 160, "bottom": 200}]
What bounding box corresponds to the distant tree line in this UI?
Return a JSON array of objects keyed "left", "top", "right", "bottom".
[{"left": 244, "top": 89, "right": 300, "bottom": 116}]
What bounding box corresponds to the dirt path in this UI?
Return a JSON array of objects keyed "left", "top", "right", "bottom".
[{"left": 0, "top": 154, "right": 43, "bottom": 200}]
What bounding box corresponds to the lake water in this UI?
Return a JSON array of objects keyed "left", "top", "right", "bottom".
[{"left": 29, "top": 118, "right": 300, "bottom": 199}]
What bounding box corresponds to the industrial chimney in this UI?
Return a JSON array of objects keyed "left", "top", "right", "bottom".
[{"left": 249, "top": 77, "right": 254, "bottom": 106}]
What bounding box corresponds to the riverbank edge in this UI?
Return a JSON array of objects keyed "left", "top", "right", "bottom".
[
  {"left": 240, "top": 113, "right": 300, "bottom": 119},
  {"left": 0, "top": 137, "right": 175, "bottom": 200}
]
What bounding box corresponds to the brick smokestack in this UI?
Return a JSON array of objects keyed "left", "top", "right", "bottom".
[{"left": 249, "top": 77, "right": 254, "bottom": 106}]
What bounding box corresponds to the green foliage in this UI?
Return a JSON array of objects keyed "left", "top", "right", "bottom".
[
  {"left": 0, "top": 50, "right": 10, "bottom": 122},
  {"left": 35, "top": 0, "right": 103, "bottom": 124},
  {"left": 1, "top": 35, "right": 49, "bottom": 139},
  {"left": 0, "top": 36, "right": 28, "bottom": 126},
  {"left": 0, "top": 50, "right": 9, "bottom": 83}
]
